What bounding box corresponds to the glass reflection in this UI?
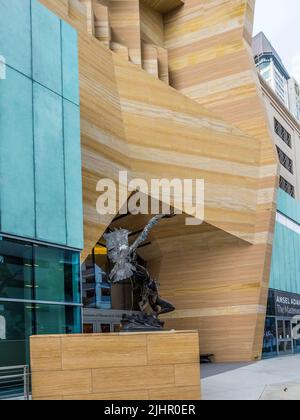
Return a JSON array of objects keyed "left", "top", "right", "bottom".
[
  {"left": 34, "top": 246, "right": 80, "bottom": 304},
  {"left": 0, "top": 237, "right": 81, "bottom": 304},
  {"left": 0, "top": 238, "right": 33, "bottom": 300},
  {"left": 293, "top": 321, "right": 300, "bottom": 353},
  {"left": 0, "top": 236, "right": 82, "bottom": 371},
  {"left": 0, "top": 301, "right": 81, "bottom": 367},
  {"left": 263, "top": 317, "right": 277, "bottom": 357}
]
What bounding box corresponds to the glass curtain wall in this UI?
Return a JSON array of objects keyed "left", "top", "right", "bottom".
[{"left": 0, "top": 236, "right": 82, "bottom": 368}]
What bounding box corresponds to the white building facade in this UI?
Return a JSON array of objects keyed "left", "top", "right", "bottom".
[
  {"left": 288, "top": 78, "right": 300, "bottom": 122},
  {"left": 253, "top": 32, "right": 300, "bottom": 123},
  {"left": 260, "top": 76, "right": 300, "bottom": 200}
]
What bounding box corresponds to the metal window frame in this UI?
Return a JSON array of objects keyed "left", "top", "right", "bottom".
[
  {"left": 0, "top": 232, "right": 82, "bottom": 253},
  {"left": 276, "top": 146, "right": 294, "bottom": 174},
  {"left": 0, "top": 365, "right": 30, "bottom": 401},
  {"left": 0, "top": 234, "right": 83, "bottom": 308},
  {"left": 0, "top": 298, "right": 82, "bottom": 307},
  {"left": 279, "top": 176, "right": 295, "bottom": 198},
  {"left": 274, "top": 118, "right": 292, "bottom": 148}
]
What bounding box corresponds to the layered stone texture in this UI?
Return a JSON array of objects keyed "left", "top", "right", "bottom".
[{"left": 37, "top": 0, "right": 278, "bottom": 362}]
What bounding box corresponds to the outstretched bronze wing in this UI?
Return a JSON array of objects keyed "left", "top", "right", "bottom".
[
  {"left": 129, "top": 214, "right": 167, "bottom": 254},
  {"left": 105, "top": 215, "right": 171, "bottom": 283}
]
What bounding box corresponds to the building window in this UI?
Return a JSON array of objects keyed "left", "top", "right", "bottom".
[
  {"left": 279, "top": 176, "right": 295, "bottom": 198},
  {"left": 0, "top": 237, "right": 81, "bottom": 304},
  {"left": 0, "top": 301, "right": 81, "bottom": 367},
  {"left": 82, "top": 247, "right": 112, "bottom": 310},
  {"left": 274, "top": 118, "right": 292, "bottom": 148},
  {"left": 0, "top": 236, "right": 82, "bottom": 369},
  {"left": 276, "top": 146, "right": 294, "bottom": 174},
  {"left": 263, "top": 317, "right": 277, "bottom": 358}
]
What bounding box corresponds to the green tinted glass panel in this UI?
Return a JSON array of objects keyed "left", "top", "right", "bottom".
[
  {"left": 35, "top": 304, "right": 81, "bottom": 335},
  {"left": 0, "top": 1, "right": 83, "bottom": 249},
  {"left": 31, "top": 0, "right": 62, "bottom": 94},
  {"left": 0, "top": 301, "right": 81, "bottom": 368},
  {"left": 0, "top": 67, "right": 35, "bottom": 238},
  {"left": 33, "top": 83, "right": 66, "bottom": 245},
  {"left": 63, "top": 100, "right": 83, "bottom": 249},
  {"left": 0, "top": 301, "right": 33, "bottom": 367},
  {"left": 34, "top": 245, "right": 81, "bottom": 304},
  {"left": 0, "top": 237, "right": 81, "bottom": 303},
  {"left": 61, "top": 22, "right": 79, "bottom": 105},
  {"left": 0, "top": 0, "right": 32, "bottom": 77},
  {"left": 0, "top": 238, "right": 33, "bottom": 301}
]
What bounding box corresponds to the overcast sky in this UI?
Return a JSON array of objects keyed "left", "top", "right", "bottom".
[{"left": 253, "top": 0, "right": 300, "bottom": 83}]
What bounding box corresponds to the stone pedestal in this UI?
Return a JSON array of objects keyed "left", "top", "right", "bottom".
[{"left": 30, "top": 330, "right": 201, "bottom": 400}]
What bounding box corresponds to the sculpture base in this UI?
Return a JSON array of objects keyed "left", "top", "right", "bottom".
[
  {"left": 121, "top": 312, "right": 164, "bottom": 332},
  {"left": 30, "top": 331, "right": 201, "bottom": 400}
]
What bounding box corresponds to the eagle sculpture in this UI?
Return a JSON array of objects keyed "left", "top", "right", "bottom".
[{"left": 104, "top": 214, "right": 175, "bottom": 331}]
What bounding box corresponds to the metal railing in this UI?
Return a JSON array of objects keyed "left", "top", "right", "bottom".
[{"left": 0, "top": 366, "right": 30, "bottom": 400}]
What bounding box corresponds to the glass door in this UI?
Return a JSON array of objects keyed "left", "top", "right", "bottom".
[
  {"left": 292, "top": 319, "right": 300, "bottom": 353},
  {"left": 262, "top": 317, "right": 277, "bottom": 358},
  {"left": 277, "top": 318, "right": 293, "bottom": 354}
]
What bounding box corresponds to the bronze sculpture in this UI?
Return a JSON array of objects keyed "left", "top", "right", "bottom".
[{"left": 104, "top": 214, "right": 175, "bottom": 331}]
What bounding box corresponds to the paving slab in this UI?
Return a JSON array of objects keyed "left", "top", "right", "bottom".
[
  {"left": 260, "top": 383, "right": 300, "bottom": 400},
  {"left": 202, "top": 354, "right": 300, "bottom": 400}
]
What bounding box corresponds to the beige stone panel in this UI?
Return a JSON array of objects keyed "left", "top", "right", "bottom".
[
  {"left": 93, "top": 2, "right": 110, "bottom": 45},
  {"left": 142, "top": 42, "right": 159, "bottom": 77},
  {"left": 92, "top": 365, "right": 175, "bottom": 392},
  {"left": 30, "top": 337, "right": 62, "bottom": 373},
  {"left": 148, "top": 386, "right": 201, "bottom": 400},
  {"left": 63, "top": 390, "right": 149, "bottom": 400},
  {"left": 61, "top": 335, "right": 148, "bottom": 370},
  {"left": 31, "top": 370, "right": 92, "bottom": 398},
  {"left": 141, "top": 0, "right": 185, "bottom": 14},
  {"left": 147, "top": 332, "right": 200, "bottom": 365},
  {"left": 109, "top": 0, "right": 142, "bottom": 65},
  {"left": 175, "top": 363, "right": 201, "bottom": 386},
  {"left": 157, "top": 47, "right": 169, "bottom": 84},
  {"left": 110, "top": 42, "right": 130, "bottom": 61}
]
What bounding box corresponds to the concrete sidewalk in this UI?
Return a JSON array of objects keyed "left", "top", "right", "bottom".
[{"left": 201, "top": 354, "right": 300, "bottom": 400}]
